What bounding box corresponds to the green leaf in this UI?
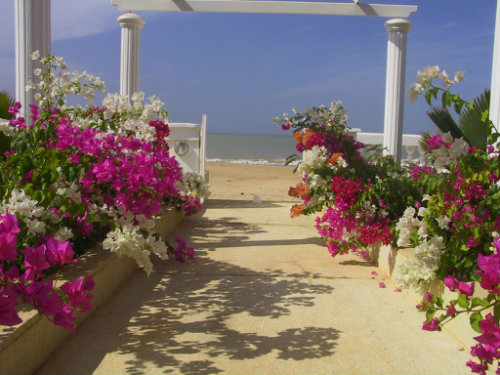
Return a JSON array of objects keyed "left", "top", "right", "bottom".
[
  {"left": 470, "top": 312, "right": 483, "bottom": 334},
  {"left": 425, "top": 90, "right": 434, "bottom": 106},
  {"left": 457, "top": 294, "right": 470, "bottom": 309},
  {"left": 471, "top": 298, "right": 489, "bottom": 308},
  {"left": 442, "top": 91, "right": 452, "bottom": 108},
  {"left": 426, "top": 310, "right": 436, "bottom": 321},
  {"left": 494, "top": 304, "right": 500, "bottom": 322}
]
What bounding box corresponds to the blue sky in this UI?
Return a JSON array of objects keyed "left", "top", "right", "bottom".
[{"left": 0, "top": 1, "right": 497, "bottom": 135}]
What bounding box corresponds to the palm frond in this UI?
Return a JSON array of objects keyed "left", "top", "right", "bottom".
[
  {"left": 0, "top": 91, "right": 15, "bottom": 120},
  {"left": 426, "top": 107, "right": 462, "bottom": 139},
  {"left": 459, "top": 89, "right": 491, "bottom": 150}
]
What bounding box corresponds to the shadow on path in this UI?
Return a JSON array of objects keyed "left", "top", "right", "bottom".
[{"left": 37, "top": 205, "right": 340, "bottom": 375}]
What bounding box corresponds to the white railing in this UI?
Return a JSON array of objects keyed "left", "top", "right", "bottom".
[{"left": 356, "top": 131, "right": 425, "bottom": 161}]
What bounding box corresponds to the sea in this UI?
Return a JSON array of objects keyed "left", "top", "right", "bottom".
[
  {"left": 206, "top": 134, "right": 300, "bottom": 166},
  {"left": 206, "top": 133, "right": 418, "bottom": 166}
]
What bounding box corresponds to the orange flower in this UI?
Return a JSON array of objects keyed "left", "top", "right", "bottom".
[
  {"left": 288, "top": 182, "right": 311, "bottom": 199},
  {"left": 302, "top": 128, "right": 315, "bottom": 144},
  {"left": 293, "top": 132, "right": 303, "bottom": 142},
  {"left": 328, "top": 153, "right": 343, "bottom": 166},
  {"left": 290, "top": 204, "right": 305, "bottom": 218}
]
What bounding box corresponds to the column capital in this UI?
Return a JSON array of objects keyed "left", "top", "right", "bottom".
[
  {"left": 118, "top": 13, "right": 145, "bottom": 29},
  {"left": 384, "top": 18, "right": 412, "bottom": 33}
]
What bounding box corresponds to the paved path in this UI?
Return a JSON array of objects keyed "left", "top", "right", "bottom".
[{"left": 36, "top": 199, "right": 470, "bottom": 375}]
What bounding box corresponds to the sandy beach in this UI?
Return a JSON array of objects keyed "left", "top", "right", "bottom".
[{"left": 206, "top": 162, "right": 302, "bottom": 202}]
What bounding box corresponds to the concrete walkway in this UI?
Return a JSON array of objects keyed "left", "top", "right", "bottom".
[{"left": 36, "top": 198, "right": 471, "bottom": 375}]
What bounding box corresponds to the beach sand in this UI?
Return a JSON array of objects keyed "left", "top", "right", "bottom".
[{"left": 206, "top": 162, "right": 302, "bottom": 202}]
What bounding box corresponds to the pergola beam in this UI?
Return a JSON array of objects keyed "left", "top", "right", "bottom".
[{"left": 111, "top": 0, "right": 417, "bottom": 18}]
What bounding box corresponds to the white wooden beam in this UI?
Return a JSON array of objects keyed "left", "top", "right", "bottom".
[{"left": 111, "top": 0, "right": 417, "bottom": 18}]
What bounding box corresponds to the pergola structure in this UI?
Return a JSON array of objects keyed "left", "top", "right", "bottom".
[{"left": 13, "top": 1, "right": 500, "bottom": 160}]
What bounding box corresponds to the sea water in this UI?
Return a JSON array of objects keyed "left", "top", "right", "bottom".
[
  {"left": 206, "top": 134, "right": 300, "bottom": 166},
  {"left": 206, "top": 133, "right": 418, "bottom": 166}
]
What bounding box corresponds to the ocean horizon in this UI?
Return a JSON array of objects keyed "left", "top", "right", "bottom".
[
  {"left": 206, "top": 133, "right": 300, "bottom": 166},
  {"left": 205, "top": 133, "right": 418, "bottom": 166}
]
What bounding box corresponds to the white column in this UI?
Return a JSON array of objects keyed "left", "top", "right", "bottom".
[
  {"left": 15, "top": 0, "right": 50, "bottom": 117},
  {"left": 490, "top": 0, "right": 500, "bottom": 130},
  {"left": 383, "top": 18, "right": 412, "bottom": 161},
  {"left": 118, "top": 13, "right": 146, "bottom": 100}
]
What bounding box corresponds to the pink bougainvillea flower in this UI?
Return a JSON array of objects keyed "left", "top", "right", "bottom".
[
  {"left": 466, "top": 360, "right": 488, "bottom": 374},
  {"left": 443, "top": 275, "right": 460, "bottom": 292},
  {"left": 22, "top": 245, "right": 50, "bottom": 280},
  {"left": 477, "top": 252, "right": 500, "bottom": 291},
  {"left": 393, "top": 288, "right": 402, "bottom": 292},
  {"left": 24, "top": 280, "right": 63, "bottom": 316},
  {"left": 458, "top": 281, "right": 475, "bottom": 297},
  {"left": 0, "top": 212, "right": 21, "bottom": 261},
  {"left": 378, "top": 282, "right": 386, "bottom": 288},
  {"left": 0, "top": 296, "right": 22, "bottom": 326},
  {"left": 422, "top": 318, "right": 441, "bottom": 331},
  {"left": 61, "top": 275, "right": 95, "bottom": 313},
  {"left": 53, "top": 305, "right": 76, "bottom": 333},
  {"left": 446, "top": 304, "right": 457, "bottom": 317},
  {"left": 474, "top": 314, "right": 500, "bottom": 348},
  {"left": 424, "top": 292, "right": 434, "bottom": 302},
  {"left": 470, "top": 343, "right": 496, "bottom": 364},
  {"left": 371, "top": 271, "right": 378, "bottom": 276},
  {"left": 45, "top": 236, "right": 76, "bottom": 266},
  {"left": 426, "top": 134, "right": 444, "bottom": 150}
]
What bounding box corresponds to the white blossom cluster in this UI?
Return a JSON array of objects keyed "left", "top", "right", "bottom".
[
  {"left": 430, "top": 132, "right": 469, "bottom": 171},
  {"left": 325, "top": 101, "right": 349, "bottom": 130},
  {"left": 0, "top": 189, "right": 46, "bottom": 235},
  {"left": 396, "top": 235, "right": 446, "bottom": 293},
  {"left": 395, "top": 201, "right": 448, "bottom": 292},
  {"left": 102, "top": 222, "right": 168, "bottom": 276},
  {"left": 179, "top": 172, "right": 210, "bottom": 199},
  {"left": 298, "top": 145, "right": 328, "bottom": 174},
  {"left": 28, "top": 52, "right": 106, "bottom": 108},
  {"left": 408, "top": 65, "right": 465, "bottom": 103},
  {"left": 0, "top": 189, "right": 76, "bottom": 242},
  {"left": 101, "top": 92, "right": 167, "bottom": 143},
  {"left": 0, "top": 119, "right": 16, "bottom": 137}
]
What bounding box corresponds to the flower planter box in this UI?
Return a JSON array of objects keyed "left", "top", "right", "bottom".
[
  {"left": 0, "top": 209, "right": 185, "bottom": 375},
  {"left": 366, "top": 243, "right": 485, "bottom": 350}
]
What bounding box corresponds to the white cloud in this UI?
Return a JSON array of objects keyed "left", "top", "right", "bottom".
[{"left": 51, "top": 0, "right": 123, "bottom": 40}]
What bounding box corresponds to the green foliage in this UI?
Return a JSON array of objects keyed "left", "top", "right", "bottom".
[
  {"left": 0, "top": 91, "right": 15, "bottom": 120},
  {"left": 426, "top": 89, "right": 492, "bottom": 150}
]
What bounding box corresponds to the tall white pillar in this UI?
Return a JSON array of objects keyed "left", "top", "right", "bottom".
[
  {"left": 15, "top": 0, "right": 50, "bottom": 117},
  {"left": 118, "top": 13, "right": 145, "bottom": 100},
  {"left": 490, "top": 0, "right": 500, "bottom": 130},
  {"left": 383, "top": 18, "right": 412, "bottom": 161}
]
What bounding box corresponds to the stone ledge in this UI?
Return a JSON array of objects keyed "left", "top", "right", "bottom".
[
  {"left": 368, "top": 243, "right": 484, "bottom": 350},
  {"left": 0, "top": 208, "right": 185, "bottom": 375}
]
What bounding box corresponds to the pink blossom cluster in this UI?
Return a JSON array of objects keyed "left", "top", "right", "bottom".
[
  {"left": 426, "top": 134, "right": 447, "bottom": 150},
  {"left": 438, "top": 164, "right": 500, "bottom": 250},
  {"left": 169, "top": 236, "right": 195, "bottom": 263},
  {"left": 316, "top": 176, "right": 394, "bottom": 257},
  {"left": 0, "top": 212, "right": 94, "bottom": 333},
  {"left": 410, "top": 165, "right": 434, "bottom": 179},
  {"left": 51, "top": 116, "right": 183, "bottom": 219}
]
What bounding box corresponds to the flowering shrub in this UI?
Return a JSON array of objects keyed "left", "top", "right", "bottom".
[
  {"left": 397, "top": 65, "right": 500, "bottom": 374},
  {"left": 275, "top": 101, "right": 427, "bottom": 257},
  {"left": 0, "top": 211, "right": 94, "bottom": 332},
  {"left": 0, "top": 53, "right": 198, "bottom": 331},
  {"left": 277, "top": 65, "right": 500, "bottom": 375}
]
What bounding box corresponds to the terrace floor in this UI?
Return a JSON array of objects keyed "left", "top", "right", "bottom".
[{"left": 35, "top": 164, "right": 470, "bottom": 375}]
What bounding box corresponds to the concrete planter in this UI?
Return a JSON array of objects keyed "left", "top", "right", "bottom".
[{"left": 0, "top": 208, "right": 185, "bottom": 375}]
